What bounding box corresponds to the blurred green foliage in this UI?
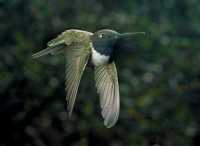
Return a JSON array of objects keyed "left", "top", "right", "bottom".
[{"left": 0, "top": 0, "right": 200, "bottom": 146}]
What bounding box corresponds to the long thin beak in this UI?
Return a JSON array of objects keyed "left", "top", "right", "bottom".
[{"left": 119, "top": 32, "right": 146, "bottom": 38}]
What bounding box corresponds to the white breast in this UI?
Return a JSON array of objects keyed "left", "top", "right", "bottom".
[{"left": 90, "top": 43, "right": 109, "bottom": 66}]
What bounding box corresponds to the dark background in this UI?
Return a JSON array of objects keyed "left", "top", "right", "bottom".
[{"left": 0, "top": 0, "right": 200, "bottom": 146}]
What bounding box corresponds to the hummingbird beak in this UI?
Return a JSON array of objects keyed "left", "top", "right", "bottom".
[{"left": 118, "top": 32, "right": 146, "bottom": 39}]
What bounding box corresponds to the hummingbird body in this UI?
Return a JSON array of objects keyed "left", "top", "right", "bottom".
[
  {"left": 91, "top": 44, "right": 110, "bottom": 66},
  {"left": 91, "top": 29, "right": 120, "bottom": 66},
  {"left": 32, "top": 29, "right": 145, "bottom": 128}
]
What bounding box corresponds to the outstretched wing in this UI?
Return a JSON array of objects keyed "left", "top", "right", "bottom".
[
  {"left": 32, "top": 29, "right": 93, "bottom": 115},
  {"left": 94, "top": 62, "right": 120, "bottom": 128},
  {"left": 65, "top": 43, "right": 91, "bottom": 116}
]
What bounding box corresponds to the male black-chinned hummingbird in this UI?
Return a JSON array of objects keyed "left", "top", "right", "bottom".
[{"left": 32, "top": 29, "right": 145, "bottom": 128}]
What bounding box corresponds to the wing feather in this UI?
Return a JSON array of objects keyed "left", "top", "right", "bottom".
[
  {"left": 65, "top": 45, "right": 91, "bottom": 116},
  {"left": 94, "top": 63, "right": 120, "bottom": 128}
]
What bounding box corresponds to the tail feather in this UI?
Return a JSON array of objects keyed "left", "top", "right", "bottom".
[
  {"left": 47, "top": 33, "right": 66, "bottom": 47},
  {"left": 47, "top": 38, "right": 65, "bottom": 47},
  {"left": 32, "top": 44, "right": 65, "bottom": 58}
]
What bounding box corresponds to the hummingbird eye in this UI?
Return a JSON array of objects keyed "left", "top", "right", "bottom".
[{"left": 98, "top": 33, "right": 104, "bottom": 38}]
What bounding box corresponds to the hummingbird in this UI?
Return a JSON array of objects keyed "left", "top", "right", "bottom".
[{"left": 32, "top": 29, "right": 145, "bottom": 128}]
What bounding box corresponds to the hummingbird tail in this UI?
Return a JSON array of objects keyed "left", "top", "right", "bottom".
[{"left": 32, "top": 44, "right": 65, "bottom": 58}]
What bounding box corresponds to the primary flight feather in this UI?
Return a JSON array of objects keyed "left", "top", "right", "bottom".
[{"left": 32, "top": 29, "right": 145, "bottom": 128}]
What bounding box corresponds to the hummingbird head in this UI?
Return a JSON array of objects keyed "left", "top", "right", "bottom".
[
  {"left": 91, "top": 29, "right": 145, "bottom": 51},
  {"left": 91, "top": 29, "right": 120, "bottom": 49}
]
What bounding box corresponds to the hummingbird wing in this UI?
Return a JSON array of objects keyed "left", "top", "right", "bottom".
[
  {"left": 94, "top": 62, "right": 120, "bottom": 128},
  {"left": 65, "top": 43, "right": 91, "bottom": 116},
  {"left": 32, "top": 29, "right": 93, "bottom": 115}
]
